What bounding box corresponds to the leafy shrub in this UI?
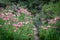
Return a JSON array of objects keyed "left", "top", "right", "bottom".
[{"left": 0, "top": 6, "right": 34, "bottom": 40}]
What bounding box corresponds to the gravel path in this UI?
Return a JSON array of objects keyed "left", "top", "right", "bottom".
[{"left": 33, "top": 26, "right": 39, "bottom": 40}]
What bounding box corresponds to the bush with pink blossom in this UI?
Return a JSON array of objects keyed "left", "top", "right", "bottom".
[{"left": 0, "top": 7, "right": 34, "bottom": 40}]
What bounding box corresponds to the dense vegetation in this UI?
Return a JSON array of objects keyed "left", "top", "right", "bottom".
[{"left": 0, "top": 0, "right": 60, "bottom": 40}]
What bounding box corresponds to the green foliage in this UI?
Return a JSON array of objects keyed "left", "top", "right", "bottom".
[
  {"left": 0, "top": 18, "right": 5, "bottom": 25},
  {"left": 0, "top": 0, "right": 11, "bottom": 4},
  {"left": 42, "top": 1, "right": 60, "bottom": 17},
  {"left": 0, "top": 7, "right": 34, "bottom": 40},
  {"left": 0, "top": 0, "right": 60, "bottom": 40},
  {"left": 39, "top": 28, "right": 59, "bottom": 40},
  {"left": 18, "top": 13, "right": 26, "bottom": 21}
]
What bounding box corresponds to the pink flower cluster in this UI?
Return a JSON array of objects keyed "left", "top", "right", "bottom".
[
  {"left": 48, "top": 16, "right": 60, "bottom": 24},
  {"left": 12, "top": 22, "right": 24, "bottom": 27},
  {"left": 0, "top": 13, "right": 5, "bottom": 18},
  {"left": 12, "top": 22, "right": 23, "bottom": 32},
  {"left": 0, "top": 12, "right": 17, "bottom": 21},
  {"left": 0, "top": 7, "right": 32, "bottom": 33},
  {"left": 3, "top": 16, "right": 10, "bottom": 20},
  {"left": 17, "top": 7, "right": 31, "bottom": 15}
]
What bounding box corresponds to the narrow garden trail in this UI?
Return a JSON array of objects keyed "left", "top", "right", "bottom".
[
  {"left": 33, "top": 26, "right": 39, "bottom": 40},
  {"left": 32, "top": 14, "right": 42, "bottom": 40}
]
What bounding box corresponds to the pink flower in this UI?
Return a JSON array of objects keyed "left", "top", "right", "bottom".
[
  {"left": 8, "top": 13, "right": 15, "bottom": 18},
  {"left": 9, "top": 13, "right": 14, "bottom": 17},
  {"left": 12, "top": 18, "right": 18, "bottom": 22},
  {"left": 5, "top": 12, "right": 11, "bottom": 15},
  {"left": 0, "top": 13, "right": 5, "bottom": 18},
  {"left": 3, "top": 16, "right": 9, "bottom": 20},
  {"left": 17, "top": 9, "right": 21, "bottom": 13},
  {"left": 12, "top": 23, "right": 18, "bottom": 27},
  {"left": 17, "top": 22, "right": 23, "bottom": 27},
  {"left": 12, "top": 22, "right": 23, "bottom": 27},
  {"left": 17, "top": 8, "right": 31, "bottom": 15},
  {"left": 6, "top": 12, "right": 15, "bottom": 18}
]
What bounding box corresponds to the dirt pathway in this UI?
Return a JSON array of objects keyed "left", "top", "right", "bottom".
[{"left": 33, "top": 26, "right": 39, "bottom": 40}]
